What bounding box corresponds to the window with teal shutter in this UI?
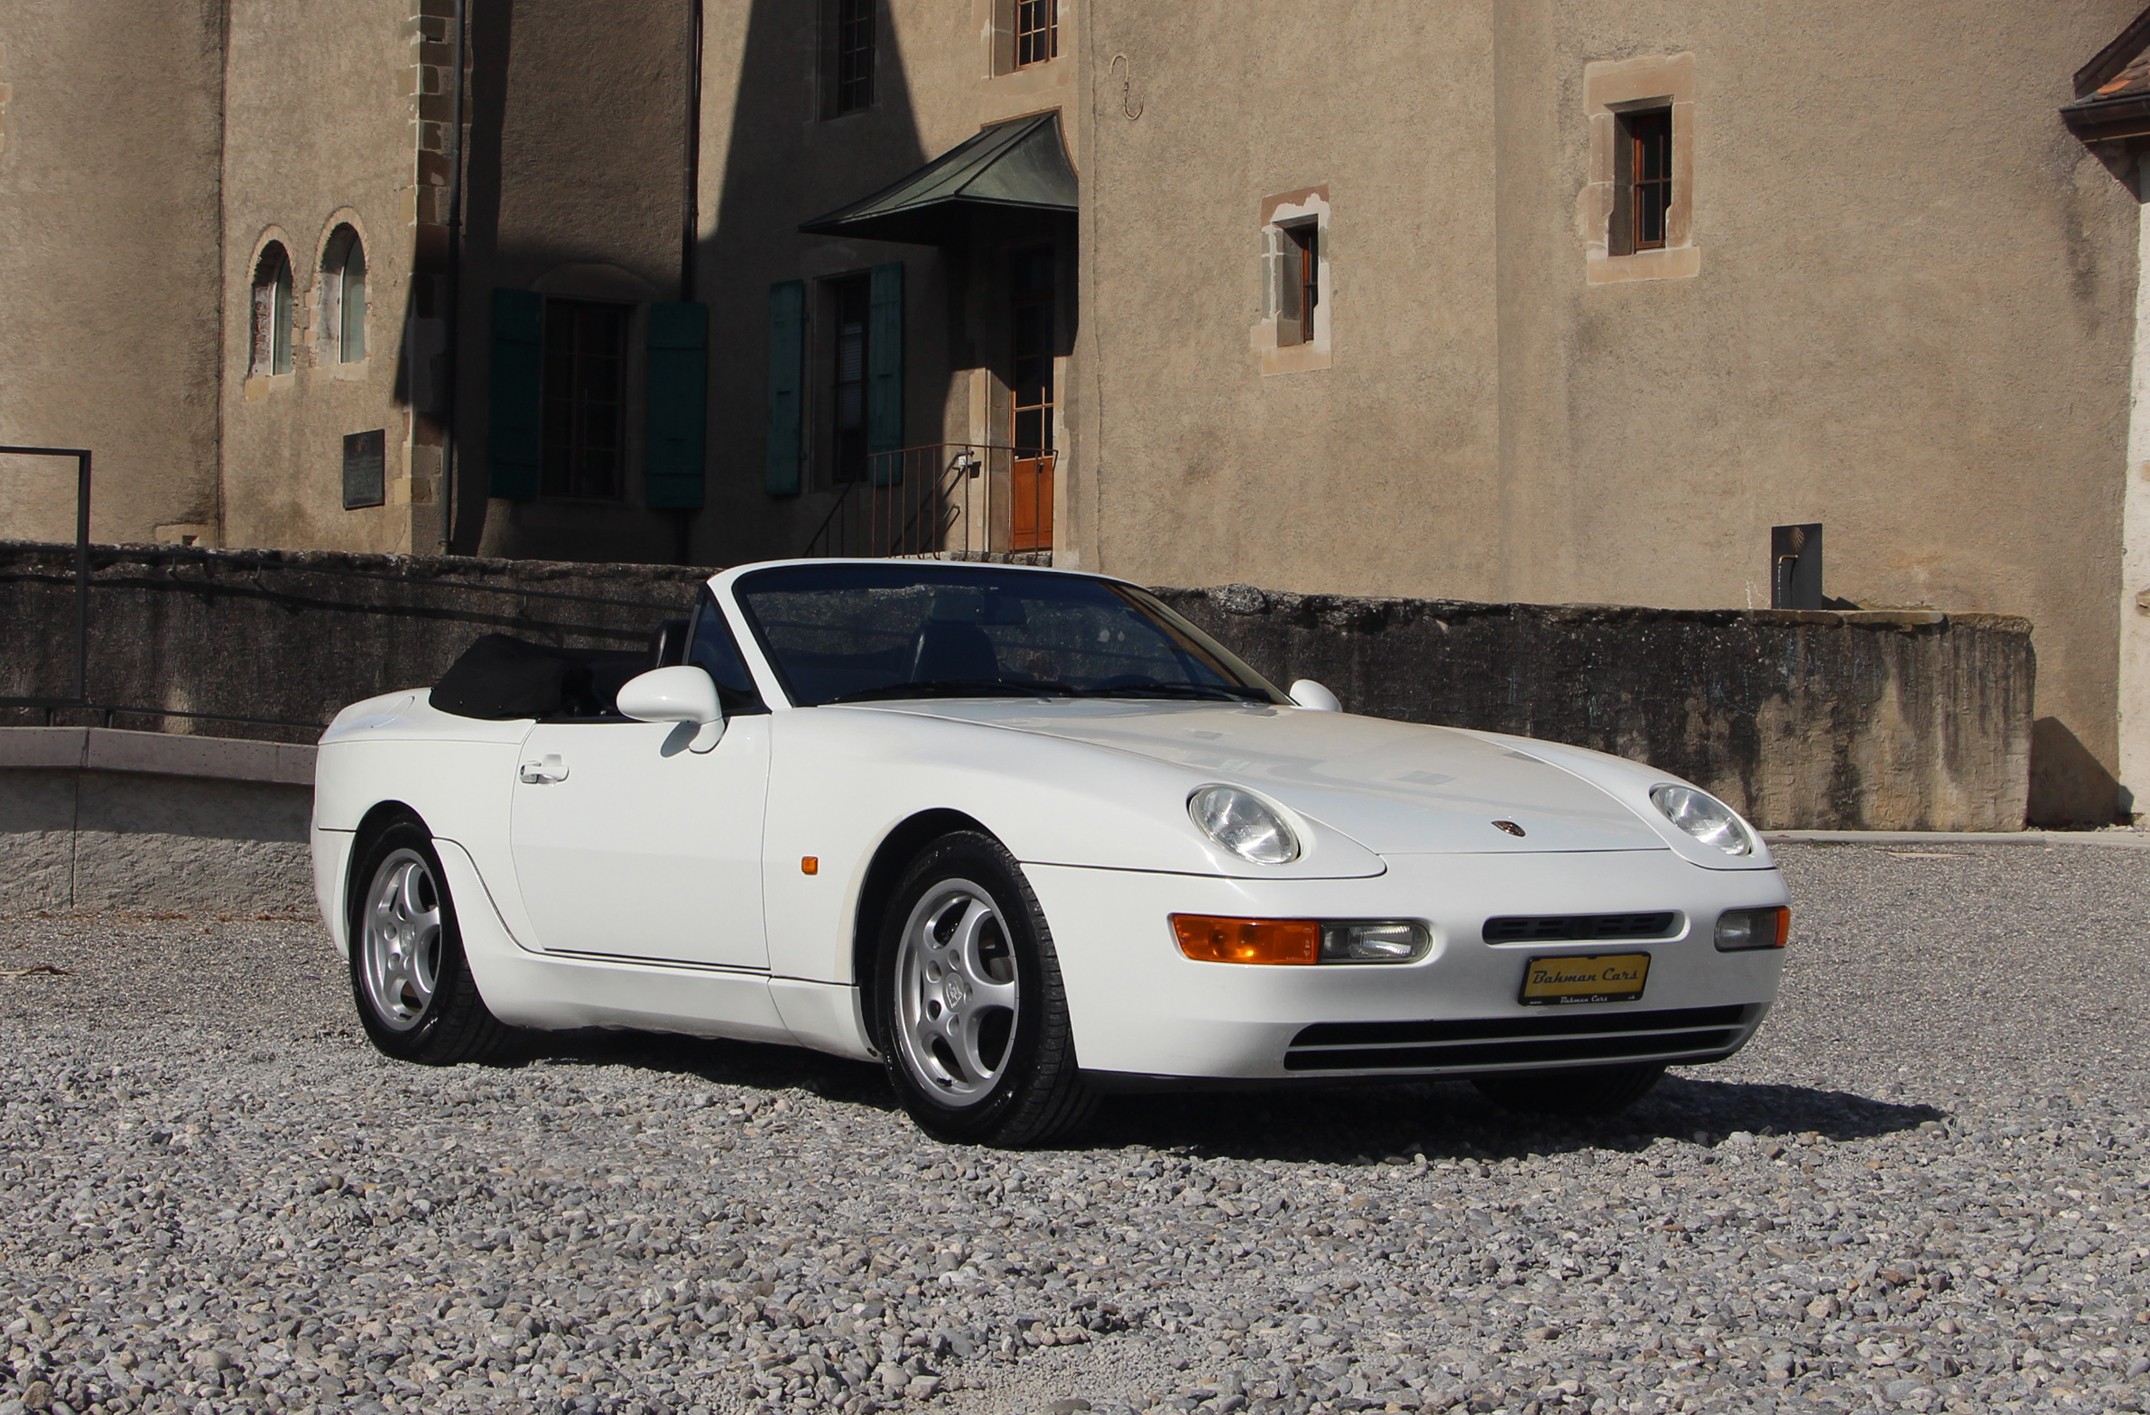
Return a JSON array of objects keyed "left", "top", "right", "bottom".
[
  {"left": 644, "top": 301, "right": 708, "bottom": 510},
  {"left": 765, "top": 280, "right": 805, "bottom": 496},
  {"left": 488, "top": 287, "right": 543, "bottom": 500},
  {"left": 866, "top": 261, "right": 904, "bottom": 486}
]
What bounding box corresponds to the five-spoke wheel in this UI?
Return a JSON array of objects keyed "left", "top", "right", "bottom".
[
  {"left": 359, "top": 847, "right": 442, "bottom": 1032},
  {"left": 347, "top": 820, "right": 511, "bottom": 1064},
  {"left": 891, "top": 878, "right": 1022, "bottom": 1108},
  {"left": 875, "top": 832, "right": 1093, "bottom": 1145}
]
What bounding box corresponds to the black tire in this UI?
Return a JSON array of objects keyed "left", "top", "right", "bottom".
[
  {"left": 872, "top": 831, "right": 1095, "bottom": 1146},
  {"left": 347, "top": 820, "right": 513, "bottom": 1064},
  {"left": 1472, "top": 1062, "right": 1665, "bottom": 1117}
]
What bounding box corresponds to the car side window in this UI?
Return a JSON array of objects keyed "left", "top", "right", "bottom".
[{"left": 688, "top": 591, "right": 767, "bottom": 714}]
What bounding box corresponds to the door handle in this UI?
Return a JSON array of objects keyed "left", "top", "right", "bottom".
[{"left": 518, "top": 754, "right": 569, "bottom": 785}]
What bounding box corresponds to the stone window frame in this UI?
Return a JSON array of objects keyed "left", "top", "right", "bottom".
[
  {"left": 1583, "top": 53, "right": 1698, "bottom": 285},
  {"left": 317, "top": 219, "right": 369, "bottom": 367},
  {"left": 1255, "top": 186, "right": 1333, "bottom": 376},
  {"left": 248, "top": 237, "right": 296, "bottom": 378}
]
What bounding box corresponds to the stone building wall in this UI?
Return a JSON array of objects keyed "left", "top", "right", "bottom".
[{"left": 216, "top": 0, "right": 438, "bottom": 555}]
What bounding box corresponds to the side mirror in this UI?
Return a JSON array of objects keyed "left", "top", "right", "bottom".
[
  {"left": 1288, "top": 678, "right": 1342, "bottom": 712},
  {"left": 617, "top": 666, "right": 725, "bottom": 752}
]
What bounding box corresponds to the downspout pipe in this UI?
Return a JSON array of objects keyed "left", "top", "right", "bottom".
[{"left": 674, "top": 0, "right": 704, "bottom": 565}]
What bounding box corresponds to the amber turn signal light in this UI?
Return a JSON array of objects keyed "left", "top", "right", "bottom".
[{"left": 1171, "top": 914, "right": 1321, "bottom": 965}]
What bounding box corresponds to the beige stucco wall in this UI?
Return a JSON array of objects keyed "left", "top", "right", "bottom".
[
  {"left": 1071, "top": 1, "right": 1500, "bottom": 587},
  {"left": 0, "top": 0, "right": 224, "bottom": 545},
  {"left": 216, "top": 0, "right": 424, "bottom": 555},
  {"left": 1078, "top": 0, "right": 2141, "bottom": 822}
]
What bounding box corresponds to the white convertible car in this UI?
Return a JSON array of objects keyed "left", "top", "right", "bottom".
[{"left": 312, "top": 560, "right": 1789, "bottom": 1145}]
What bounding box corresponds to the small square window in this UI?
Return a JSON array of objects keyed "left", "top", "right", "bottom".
[
  {"left": 1613, "top": 107, "right": 1673, "bottom": 257},
  {"left": 1279, "top": 221, "right": 1319, "bottom": 348},
  {"left": 1257, "top": 189, "right": 1331, "bottom": 374},
  {"left": 1583, "top": 53, "right": 1696, "bottom": 283}
]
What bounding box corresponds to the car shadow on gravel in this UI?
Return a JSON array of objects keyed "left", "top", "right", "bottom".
[
  {"left": 501, "top": 1030, "right": 1944, "bottom": 1163},
  {"left": 1087, "top": 1076, "right": 1946, "bottom": 1164},
  {"left": 509, "top": 1029, "right": 900, "bottom": 1111}
]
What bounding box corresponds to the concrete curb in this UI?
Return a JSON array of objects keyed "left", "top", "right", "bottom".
[
  {"left": 1766, "top": 829, "right": 2150, "bottom": 850},
  {"left": 0, "top": 726, "right": 315, "bottom": 787}
]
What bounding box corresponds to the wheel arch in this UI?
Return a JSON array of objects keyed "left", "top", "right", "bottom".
[
  {"left": 344, "top": 800, "right": 428, "bottom": 925},
  {"left": 851, "top": 808, "right": 997, "bottom": 1022}
]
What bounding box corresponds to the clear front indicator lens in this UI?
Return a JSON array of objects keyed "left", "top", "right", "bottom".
[
  {"left": 1649, "top": 784, "right": 1753, "bottom": 856},
  {"left": 1321, "top": 921, "right": 1432, "bottom": 963},
  {"left": 1188, "top": 785, "right": 1301, "bottom": 864},
  {"left": 1715, "top": 905, "right": 1791, "bottom": 951}
]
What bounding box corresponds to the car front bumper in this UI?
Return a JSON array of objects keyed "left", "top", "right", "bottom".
[{"left": 1024, "top": 849, "right": 1788, "bottom": 1083}]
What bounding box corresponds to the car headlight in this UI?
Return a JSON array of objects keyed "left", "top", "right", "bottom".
[
  {"left": 1188, "top": 784, "right": 1300, "bottom": 864},
  {"left": 1648, "top": 784, "right": 1752, "bottom": 856}
]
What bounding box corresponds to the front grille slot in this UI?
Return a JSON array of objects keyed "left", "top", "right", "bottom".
[
  {"left": 1284, "top": 1003, "right": 1753, "bottom": 1074},
  {"left": 1482, "top": 911, "right": 1680, "bottom": 945}
]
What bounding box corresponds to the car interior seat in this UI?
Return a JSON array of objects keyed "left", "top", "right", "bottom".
[{"left": 907, "top": 620, "right": 998, "bottom": 684}]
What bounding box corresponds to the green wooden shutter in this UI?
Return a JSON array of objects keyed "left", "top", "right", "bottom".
[
  {"left": 488, "top": 287, "right": 544, "bottom": 500},
  {"left": 764, "top": 280, "right": 805, "bottom": 496},
  {"left": 866, "top": 261, "right": 904, "bottom": 487},
  {"left": 644, "top": 301, "right": 708, "bottom": 510}
]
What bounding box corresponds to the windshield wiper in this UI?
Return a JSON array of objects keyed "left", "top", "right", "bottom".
[
  {"left": 825, "top": 679, "right": 1076, "bottom": 705},
  {"left": 1067, "top": 681, "right": 1272, "bottom": 702}
]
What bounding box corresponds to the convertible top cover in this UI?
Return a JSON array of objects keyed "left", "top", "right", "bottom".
[{"left": 429, "top": 634, "right": 641, "bottom": 721}]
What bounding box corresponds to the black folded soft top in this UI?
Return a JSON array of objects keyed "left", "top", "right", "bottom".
[{"left": 428, "top": 634, "right": 645, "bottom": 721}]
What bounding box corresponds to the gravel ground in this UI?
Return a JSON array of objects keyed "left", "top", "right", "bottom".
[{"left": 2, "top": 841, "right": 2148, "bottom": 1415}]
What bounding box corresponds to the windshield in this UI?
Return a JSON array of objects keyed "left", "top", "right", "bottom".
[{"left": 733, "top": 563, "right": 1289, "bottom": 708}]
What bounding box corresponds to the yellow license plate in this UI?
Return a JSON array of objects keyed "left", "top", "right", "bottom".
[{"left": 1519, "top": 952, "right": 1651, "bottom": 1005}]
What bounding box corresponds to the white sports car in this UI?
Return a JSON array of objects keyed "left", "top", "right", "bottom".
[{"left": 312, "top": 559, "right": 1789, "bottom": 1145}]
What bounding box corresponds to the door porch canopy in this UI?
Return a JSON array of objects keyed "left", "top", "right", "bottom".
[{"left": 800, "top": 112, "right": 1077, "bottom": 246}]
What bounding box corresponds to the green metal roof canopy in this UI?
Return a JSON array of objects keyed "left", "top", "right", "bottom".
[{"left": 800, "top": 112, "right": 1077, "bottom": 245}]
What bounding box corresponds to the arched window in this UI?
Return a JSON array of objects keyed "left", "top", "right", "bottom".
[
  {"left": 321, "top": 225, "right": 367, "bottom": 363},
  {"left": 250, "top": 243, "right": 293, "bottom": 375}
]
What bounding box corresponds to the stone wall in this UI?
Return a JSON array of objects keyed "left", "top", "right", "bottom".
[
  {"left": 0, "top": 541, "right": 2034, "bottom": 830},
  {"left": 0, "top": 728, "right": 314, "bottom": 914},
  {"left": 1158, "top": 586, "right": 2034, "bottom": 832},
  {"left": 0, "top": 541, "right": 709, "bottom": 743}
]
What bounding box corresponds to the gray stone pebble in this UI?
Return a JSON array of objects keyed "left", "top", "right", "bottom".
[{"left": 2, "top": 842, "right": 2147, "bottom": 1412}]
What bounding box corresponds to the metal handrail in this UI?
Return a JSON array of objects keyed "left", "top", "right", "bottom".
[{"left": 802, "top": 441, "right": 1053, "bottom": 559}]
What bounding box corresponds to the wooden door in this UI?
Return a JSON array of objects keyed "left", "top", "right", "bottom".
[{"left": 1008, "top": 247, "right": 1055, "bottom": 551}]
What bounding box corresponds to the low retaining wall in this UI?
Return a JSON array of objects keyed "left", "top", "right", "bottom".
[
  {"left": 1158, "top": 588, "right": 2033, "bottom": 832},
  {"left": 0, "top": 727, "right": 313, "bottom": 913},
  {"left": 0, "top": 541, "right": 2034, "bottom": 830}
]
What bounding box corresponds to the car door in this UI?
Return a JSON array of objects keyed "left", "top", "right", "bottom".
[{"left": 507, "top": 600, "right": 771, "bottom": 971}]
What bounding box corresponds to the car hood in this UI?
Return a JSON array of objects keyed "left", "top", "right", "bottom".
[{"left": 879, "top": 700, "right": 1667, "bottom": 855}]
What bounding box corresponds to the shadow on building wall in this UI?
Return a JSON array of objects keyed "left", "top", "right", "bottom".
[
  {"left": 693, "top": 0, "right": 928, "bottom": 567},
  {"left": 416, "top": 0, "right": 932, "bottom": 566}
]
